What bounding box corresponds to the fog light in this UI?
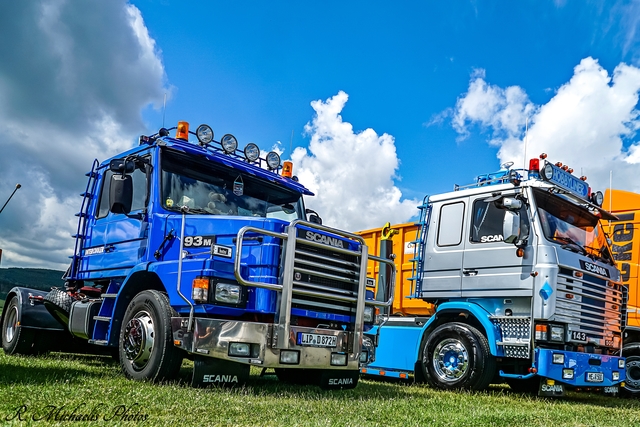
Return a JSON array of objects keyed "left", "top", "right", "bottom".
[
  {"left": 613, "top": 371, "right": 620, "bottom": 381},
  {"left": 266, "top": 151, "right": 281, "bottom": 170},
  {"left": 363, "top": 306, "right": 374, "bottom": 323},
  {"left": 619, "top": 359, "right": 625, "bottom": 369},
  {"left": 229, "top": 342, "right": 250, "bottom": 357},
  {"left": 280, "top": 350, "right": 300, "bottom": 365},
  {"left": 550, "top": 325, "right": 564, "bottom": 342},
  {"left": 331, "top": 353, "right": 348, "bottom": 366},
  {"left": 221, "top": 134, "right": 238, "bottom": 153},
  {"left": 359, "top": 351, "right": 368, "bottom": 364},
  {"left": 562, "top": 368, "right": 574, "bottom": 379},
  {"left": 215, "top": 283, "right": 241, "bottom": 304},
  {"left": 192, "top": 277, "right": 209, "bottom": 303},
  {"left": 552, "top": 353, "right": 565, "bottom": 364}
]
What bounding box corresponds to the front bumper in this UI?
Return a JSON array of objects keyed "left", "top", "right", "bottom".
[
  {"left": 536, "top": 348, "right": 625, "bottom": 387},
  {"left": 172, "top": 317, "right": 360, "bottom": 370}
]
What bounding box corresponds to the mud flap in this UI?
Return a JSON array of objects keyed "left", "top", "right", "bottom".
[
  {"left": 318, "top": 370, "right": 359, "bottom": 390},
  {"left": 191, "top": 356, "right": 250, "bottom": 388},
  {"left": 538, "top": 380, "right": 565, "bottom": 397}
]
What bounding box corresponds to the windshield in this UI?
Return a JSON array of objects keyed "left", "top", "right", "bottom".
[
  {"left": 533, "top": 188, "right": 613, "bottom": 263},
  {"left": 160, "top": 149, "right": 304, "bottom": 221}
]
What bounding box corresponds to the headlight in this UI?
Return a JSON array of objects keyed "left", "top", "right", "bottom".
[
  {"left": 562, "top": 368, "right": 574, "bottom": 379},
  {"left": 244, "top": 143, "right": 260, "bottom": 162},
  {"left": 363, "top": 306, "right": 374, "bottom": 323},
  {"left": 613, "top": 371, "right": 620, "bottom": 381},
  {"left": 550, "top": 325, "right": 564, "bottom": 342},
  {"left": 196, "top": 124, "right": 213, "bottom": 145},
  {"left": 215, "top": 283, "right": 241, "bottom": 304},
  {"left": 619, "top": 359, "right": 626, "bottom": 369},
  {"left": 552, "top": 353, "right": 565, "bottom": 364},
  {"left": 266, "top": 151, "right": 281, "bottom": 170},
  {"left": 220, "top": 134, "right": 238, "bottom": 153}
]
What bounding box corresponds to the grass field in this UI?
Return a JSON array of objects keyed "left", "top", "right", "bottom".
[{"left": 1, "top": 352, "right": 640, "bottom": 426}]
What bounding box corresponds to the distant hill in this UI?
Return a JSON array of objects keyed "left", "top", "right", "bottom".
[{"left": 0, "top": 268, "right": 66, "bottom": 300}]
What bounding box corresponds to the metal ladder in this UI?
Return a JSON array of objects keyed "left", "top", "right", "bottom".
[
  {"left": 67, "top": 159, "right": 100, "bottom": 281},
  {"left": 408, "top": 195, "right": 431, "bottom": 297}
]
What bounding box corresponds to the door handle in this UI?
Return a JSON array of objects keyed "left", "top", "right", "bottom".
[{"left": 463, "top": 269, "right": 478, "bottom": 276}]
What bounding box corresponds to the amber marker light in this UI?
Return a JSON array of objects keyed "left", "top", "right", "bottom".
[
  {"left": 176, "top": 121, "right": 189, "bottom": 141},
  {"left": 516, "top": 247, "right": 525, "bottom": 257},
  {"left": 282, "top": 160, "right": 293, "bottom": 178},
  {"left": 192, "top": 277, "right": 209, "bottom": 302}
]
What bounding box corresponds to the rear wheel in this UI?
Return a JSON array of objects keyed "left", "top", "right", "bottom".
[
  {"left": 1, "top": 296, "right": 36, "bottom": 355},
  {"left": 43, "top": 288, "right": 75, "bottom": 328},
  {"left": 119, "top": 290, "right": 183, "bottom": 382},
  {"left": 421, "top": 322, "right": 495, "bottom": 391}
]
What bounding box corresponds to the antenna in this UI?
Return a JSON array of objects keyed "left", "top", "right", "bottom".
[
  {"left": 289, "top": 130, "right": 294, "bottom": 154},
  {"left": 0, "top": 183, "right": 21, "bottom": 215},
  {"left": 162, "top": 93, "right": 167, "bottom": 128},
  {"left": 523, "top": 117, "right": 528, "bottom": 170}
]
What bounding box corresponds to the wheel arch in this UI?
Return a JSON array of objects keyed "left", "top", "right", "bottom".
[
  {"left": 2, "top": 287, "right": 65, "bottom": 330},
  {"left": 108, "top": 270, "right": 167, "bottom": 347}
]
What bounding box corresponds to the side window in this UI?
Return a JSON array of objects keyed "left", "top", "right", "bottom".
[
  {"left": 470, "top": 198, "right": 529, "bottom": 244},
  {"left": 96, "top": 166, "right": 147, "bottom": 219},
  {"left": 437, "top": 202, "right": 465, "bottom": 246}
]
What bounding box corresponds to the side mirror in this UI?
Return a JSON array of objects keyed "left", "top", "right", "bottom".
[
  {"left": 305, "top": 208, "right": 322, "bottom": 225},
  {"left": 109, "top": 158, "right": 135, "bottom": 174},
  {"left": 109, "top": 174, "right": 133, "bottom": 214},
  {"left": 501, "top": 197, "right": 522, "bottom": 211},
  {"left": 503, "top": 210, "right": 521, "bottom": 244}
]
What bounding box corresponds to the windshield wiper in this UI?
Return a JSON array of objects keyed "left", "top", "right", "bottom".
[{"left": 554, "top": 236, "right": 589, "bottom": 257}]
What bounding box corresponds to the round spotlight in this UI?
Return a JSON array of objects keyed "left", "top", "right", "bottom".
[
  {"left": 266, "top": 151, "right": 281, "bottom": 170},
  {"left": 244, "top": 143, "right": 260, "bottom": 162},
  {"left": 541, "top": 163, "right": 554, "bottom": 181},
  {"left": 591, "top": 191, "right": 604, "bottom": 207},
  {"left": 196, "top": 124, "right": 214, "bottom": 145},
  {"left": 220, "top": 134, "right": 238, "bottom": 154}
]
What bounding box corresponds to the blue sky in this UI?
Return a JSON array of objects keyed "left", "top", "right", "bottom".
[{"left": 1, "top": 1, "right": 640, "bottom": 269}]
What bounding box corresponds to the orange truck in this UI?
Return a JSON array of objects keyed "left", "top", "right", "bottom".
[{"left": 603, "top": 189, "right": 640, "bottom": 396}]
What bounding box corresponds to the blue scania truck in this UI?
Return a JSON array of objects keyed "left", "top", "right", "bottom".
[
  {"left": 361, "top": 155, "right": 626, "bottom": 396},
  {"left": 0, "top": 121, "right": 394, "bottom": 389}
]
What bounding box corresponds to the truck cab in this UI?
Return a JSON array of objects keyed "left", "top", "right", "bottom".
[
  {"left": 361, "top": 155, "right": 625, "bottom": 396},
  {"left": 1, "top": 122, "right": 394, "bottom": 389}
]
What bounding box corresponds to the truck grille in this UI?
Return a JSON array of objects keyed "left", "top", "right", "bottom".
[
  {"left": 290, "top": 238, "right": 363, "bottom": 316},
  {"left": 555, "top": 266, "right": 623, "bottom": 348}
]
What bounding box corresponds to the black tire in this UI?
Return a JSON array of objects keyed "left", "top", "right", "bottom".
[
  {"left": 621, "top": 346, "right": 640, "bottom": 397},
  {"left": 119, "top": 290, "right": 183, "bottom": 382},
  {"left": 506, "top": 377, "right": 539, "bottom": 394},
  {"left": 1, "top": 296, "right": 36, "bottom": 355},
  {"left": 420, "top": 322, "right": 496, "bottom": 391},
  {"left": 275, "top": 368, "right": 315, "bottom": 385},
  {"left": 43, "top": 287, "right": 75, "bottom": 328}
]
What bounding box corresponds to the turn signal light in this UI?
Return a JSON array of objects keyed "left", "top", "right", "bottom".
[
  {"left": 192, "top": 277, "right": 209, "bottom": 303},
  {"left": 176, "top": 121, "right": 189, "bottom": 141}
]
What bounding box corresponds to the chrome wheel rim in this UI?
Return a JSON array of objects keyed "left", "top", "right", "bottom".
[
  {"left": 4, "top": 305, "right": 18, "bottom": 343},
  {"left": 122, "top": 311, "right": 155, "bottom": 370},
  {"left": 433, "top": 338, "right": 469, "bottom": 382}
]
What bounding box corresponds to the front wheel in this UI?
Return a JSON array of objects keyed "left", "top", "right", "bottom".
[
  {"left": 1, "top": 296, "right": 36, "bottom": 355},
  {"left": 621, "top": 346, "right": 640, "bottom": 397},
  {"left": 421, "top": 322, "right": 496, "bottom": 391},
  {"left": 119, "top": 290, "right": 183, "bottom": 382}
]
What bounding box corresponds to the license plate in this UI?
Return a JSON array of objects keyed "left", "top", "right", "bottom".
[
  {"left": 297, "top": 332, "right": 337, "bottom": 348},
  {"left": 586, "top": 372, "right": 604, "bottom": 383}
]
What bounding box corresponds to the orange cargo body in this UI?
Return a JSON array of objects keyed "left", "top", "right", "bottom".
[
  {"left": 357, "top": 222, "right": 434, "bottom": 316},
  {"left": 603, "top": 189, "right": 640, "bottom": 329}
]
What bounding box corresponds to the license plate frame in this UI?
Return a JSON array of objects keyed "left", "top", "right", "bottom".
[
  {"left": 297, "top": 332, "right": 338, "bottom": 348},
  {"left": 586, "top": 372, "right": 604, "bottom": 383}
]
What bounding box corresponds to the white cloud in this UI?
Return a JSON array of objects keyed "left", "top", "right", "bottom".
[
  {"left": 451, "top": 57, "right": 640, "bottom": 194},
  {"left": 0, "top": 0, "right": 167, "bottom": 269},
  {"left": 291, "top": 91, "right": 418, "bottom": 231}
]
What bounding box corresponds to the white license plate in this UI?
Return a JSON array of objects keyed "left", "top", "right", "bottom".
[
  {"left": 586, "top": 372, "right": 604, "bottom": 383},
  {"left": 297, "top": 332, "right": 337, "bottom": 348}
]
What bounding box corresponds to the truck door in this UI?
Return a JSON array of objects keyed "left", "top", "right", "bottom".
[
  {"left": 79, "top": 165, "right": 149, "bottom": 278},
  {"left": 461, "top": 193, "right": 534, "bottom": 298},
  {"left": 421, "top": 199, "right": 467, "bottom": 298}
]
